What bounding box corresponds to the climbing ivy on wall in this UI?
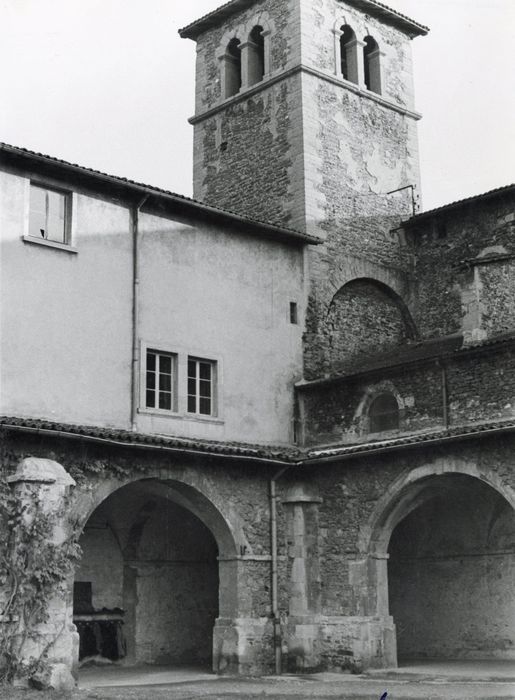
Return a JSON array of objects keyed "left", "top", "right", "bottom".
[{"left": 0, "top": 440, "right": 81, "bottom": 685}]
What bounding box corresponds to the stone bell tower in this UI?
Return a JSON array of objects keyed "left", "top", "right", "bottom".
[{"left": 180, "top": 0, "right": 428, "bottom": 376}]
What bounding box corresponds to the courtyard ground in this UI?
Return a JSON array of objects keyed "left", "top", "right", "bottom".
[{"left": 2, "top": 661, "right": 515, "bottom": 700}]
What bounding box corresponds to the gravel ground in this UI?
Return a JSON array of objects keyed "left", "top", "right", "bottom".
[{"left": 1, "top": 676, "right": 515, "bottom": 700}]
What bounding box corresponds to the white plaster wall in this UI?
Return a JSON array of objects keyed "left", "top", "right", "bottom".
[
  {"left": 0, "top": 170, "right": 133, "bottom": 428},
  {"left": 1, "top": 168, "right": 305, "bottom": 445},
  {"left": 136, "top": 213, "right": 305, "bottom": 444}
]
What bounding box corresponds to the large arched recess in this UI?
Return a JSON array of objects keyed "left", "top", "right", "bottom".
[
  {"left": 360, "top": 461, "right": 515, "bottom": 666},
  {"left": 323, "top": 278, "right": 417, "bottom": 373},
  {"left": 71, "top": 476, "right": 239, "bottom": 672}
]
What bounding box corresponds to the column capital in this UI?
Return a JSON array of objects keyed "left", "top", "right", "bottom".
[
  {"left": 282, "top": 483, "right": 322, "bottom": 505},
  {"left": 8, "top": 457, "right": 75, "bottom": 487}
]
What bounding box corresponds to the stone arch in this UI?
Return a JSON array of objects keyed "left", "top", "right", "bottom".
[
  {"left": 354, "top": 379, "right": 404, "bottom": 436},
  {"left": 363, "top": 35, "right": 382, "bottom": 94},
  {"left": 246, "top": 25, "right": 266, "bottom": 86},
  {"left": 357, "top": 459, "right": 515, "bottom": 664},
  {"left": 358, "top": 458, "right": 515, "bottom": 556},
  {"left": 361, "top": 459, "right": 515, "bottom": 558},
  {"left": 76, "top": 473, "right": 240, "bottom": 560},
  {"left": 324, "top": 277, "right": 417, "bottom": 372},
  {"left": 71, "top": 471, "right": 242, "bottom": 672},
  {"left": 332, "top": 19, "right": 362, "bottom": 85}
]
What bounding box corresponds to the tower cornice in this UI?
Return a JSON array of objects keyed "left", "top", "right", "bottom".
[
  {"left": 179, "top": 0, "right": 429, "bottom": 41},
  {"left": 188, "top": 64, "right": 422, "bottom": 126}
]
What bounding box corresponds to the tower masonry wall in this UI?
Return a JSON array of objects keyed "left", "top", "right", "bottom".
[
  {"left": 193, "top": 0, "right": 299, "bottom": 115},
  {"left": 299, "top": 0, "right": 417, "bottom": 110},
  {"left": 192, "top": 76, "right": 305, "bottom": 229}
]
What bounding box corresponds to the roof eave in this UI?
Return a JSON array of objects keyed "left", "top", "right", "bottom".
[
  {"left": 0, "top": 143, "right": 321, "bottom": 247},
  {"left": 402, "top": 184, "right": 515, "bottom": 227},
  {"left": 179, "top": 0, "right": 429, "bottom": 41}
]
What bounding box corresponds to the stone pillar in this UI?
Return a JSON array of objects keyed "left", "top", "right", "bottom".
[
  {"left": 367, "top": 48, "right": 384, "bottom": 94},
  {"left": 213, "top": 556, "right": 274, "bottom": 675},
  {"left": 241, "top": 40, "right": 263, "bottom": 88},
  {"left": 7, "top": 458, "right": 77, "bottom": 691},
  {"left": 283, "top": 484, "right": 323, "bottom": 672},
  {"left": 346, "top": 39, "right": 367, "bottom": 87}
]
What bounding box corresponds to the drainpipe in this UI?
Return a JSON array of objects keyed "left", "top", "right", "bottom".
[
  {"left": 270, "top": 465, "right": 290, "bottom": 675},
  {"left": 131, "top": 195, "right": 149, "bottom": 431},
  {"left": 437, "top": 359, "right": 449, "bottom": 429}
]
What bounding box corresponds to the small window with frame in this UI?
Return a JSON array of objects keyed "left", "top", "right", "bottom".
[
  {"left": 145, "top": 349, "right": 178, "bottom": 412},
  {"left": 187, "top": 357, "right": 217, "bottom": 417},
  {"left": 29, "top": 183, "right": 71, "bottom": 245}
]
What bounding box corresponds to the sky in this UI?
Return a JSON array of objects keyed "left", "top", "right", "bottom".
[{"left": 1, "top": 0, "right": 514, "bottom": 212}]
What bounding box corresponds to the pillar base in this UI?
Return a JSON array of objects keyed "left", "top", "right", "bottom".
[
  {"left": 213, "top": 617, "right": 274, "bottom": 675},
  {"left": 285, "top": 615, "right": 397, "bottom": 673}
]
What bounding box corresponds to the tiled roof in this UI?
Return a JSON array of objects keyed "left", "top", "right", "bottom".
[
  {"left": 0, "top": 143, "right": 321, "bottom": 246},
  {"left": 298, "top": 330, "right": 515, "bottom": 389},
  {"left": 0, "top": 416, "right": 299, "bottom": 463},
  {"left": 403, "top": 183, "right": 515, "bottom": 226},
  {"left": 304, "top": 419, "right": 515, "bottom": 463},
  {"left": 179, "top": 0, "right": 429, "bottom": 40},
  {"left": 2, "top": 416, "right": 515, "bottom": 467}
]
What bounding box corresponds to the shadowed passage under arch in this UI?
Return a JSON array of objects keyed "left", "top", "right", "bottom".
[
  {"left": 73, "top": 478, "right": 235, "bottom": 670},
  {"left": 370, "top": 472, "right": 515, "bottom": 663}
]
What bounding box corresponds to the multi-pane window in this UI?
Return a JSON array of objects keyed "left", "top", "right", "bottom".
[
  {"left": 29, "top": 184, "right": 69, "bottom": 244},
  {"left": 146, "top": 350, "right": 177, "bottom": 412},
  {"left": 188, "top": 357, "right": 216, "bottom": 416}
]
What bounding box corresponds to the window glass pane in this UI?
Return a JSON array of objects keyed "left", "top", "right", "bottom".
[
  {"left": 146, "top": 371, "right": 156, "bottom": 390},
  {"left": 188, "top": 378, "right": 196, "bottom": 396},
  {"left": 46, "top": 190, "right": 66, "bottom": 243},
  {"left": 187, "top": 396, "right": 196, "bottom": 413},
  {"left": 159, "top": 392, "right": 171, "bottom": 411},
  {"left": 29, "top": 186, "right": 47, "bottom": 238},
  {"left": 188, "top": 360, "right": 196, "bottom": 378},
  {"left": 199, "top": 362, "right": 211, "bottom": 381},
  {"left": 199, "top": 379, "right": 211, "bottom": 398},
  {"left": 160, "top": 355, "right": 172, "bottom": 374},
  {"left": 146, "top": 390, "right": 155, "bottom": 408},
  {"left": 199, "top": 398, "right": 211, "bottom": 415},
  {"left": 146, "top": 352, "right": 156, "bottom": 371},
  {"left": 30, "top": 185, "right": 47, "bottom": 216},
  {"left": 159, "top": 374, "right": 171, "bottom": 392}
]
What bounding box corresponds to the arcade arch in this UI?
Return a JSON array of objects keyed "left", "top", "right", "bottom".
[
  {"left": 72, "top": 477, "right": 238, "bottom": 671},
  {"left": 363, "top": 466, "right": 515, "bottom": 665}
]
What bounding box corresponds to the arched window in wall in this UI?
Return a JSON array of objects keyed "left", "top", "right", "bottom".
[
  {"left": 247, "top": 25, "right": 265, "bottom": 86},
  {"left": 369, "top": 393, "right": 399, "bottom": 433},
  {"left": 339, "top": 25, "right": 358, "bottom": 84},
  {"left": 224, "top": 38, "right": 242, "bottom": 98},
  {"left": 363, "top": 35, "right": 381, "bottom": 94}
]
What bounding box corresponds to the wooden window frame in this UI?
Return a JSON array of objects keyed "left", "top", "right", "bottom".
[
  {"left": 28, "top": 182, "right": 72, "bottom": 245},
  {"left": 145, "top": 349, "right": 178, "bottom": 413},
  {"left": 187, "top": 356, "right": 217, "bottom": 417}
]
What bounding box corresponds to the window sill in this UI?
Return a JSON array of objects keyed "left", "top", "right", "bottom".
[
  {"left": 22, "top": 236, "right": 77, "bottom": 253},
  {"left": 184, "top": 413, "right": 224, "bottom": 425},
  {"left": 138, "top": 407, "right": 181, "bottom": 418},
  {"left": 138, "top": 408, "right": 224, "bottom": 425}
]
